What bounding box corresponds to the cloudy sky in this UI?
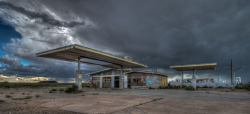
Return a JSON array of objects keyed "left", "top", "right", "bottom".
[{"left": 0, "top": 0, "right": 250, "bottom": 83}]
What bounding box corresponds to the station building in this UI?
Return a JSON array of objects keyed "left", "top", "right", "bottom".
[{"left": 87, "top": 69, "right": 170, "bottom": 88}]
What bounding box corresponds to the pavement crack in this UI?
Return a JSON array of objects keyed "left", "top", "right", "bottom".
[
  {"left": 138, "top": 107, "right": 147, "bottom": 114},
  {"left": 218, "top": 92, "right": 224, "bottom": 101}
]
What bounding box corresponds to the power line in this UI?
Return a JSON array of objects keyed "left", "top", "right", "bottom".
[{"left": 201, "top": 30, "right": 250, "bottom": 63}]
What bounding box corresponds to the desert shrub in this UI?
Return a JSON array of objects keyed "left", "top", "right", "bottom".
[
  {"left": 92, "top": 93, "right": 99, "bottom": 95},
  {"left": 209, "top": 86, "right": 213, "bottom": 88},
  {"left": 0, "top": 99, "right": 4, "bottom": 102},
  {"left": 22, "top": 93, "right": 25, "bottom": 95},
  {"left": 35, "top": 95, "right": 40, "bottom": 97},
  {"left": 82, "top": 94, "right": 84, "bottom": 96},
  {"left": 243, "top": 86, "right": 249, "bottom": 89},
  {"left": 185, "top": 86, "right": 195, "bottom": 91},
  {"left": 10, "top": 92, "right": 14, "bottom": 94},
  {"left": 203, "top": 85, "right": 208, "bottom": 88},
  {"left": 5, "top": 95, "right": 12, "bottom": 98},
  {"left": 59, "top": 88, "right": 64, "bottom": 91},
  {"left": 32, "top": 85, "right": 38, "bottom": 88},
  {"left": 218, "top": 86, "right": 223, "bottom": 88},
  {"left": 149, "top": 87, "right": 155, "bottom": 89},
  {"left": 49, "top": 91, "right": 53, "bottom": 93},
  {"left": 65, "top": 84, "right": 77, "bottom": 93},
  {"left": 51, "top": 88, "right": 57, "bottom": 91},
  {"left": 24, "top": 96, "right": 32, "bottom": 99},
  {"left": 12, "top": 98, "right": 23, "bottom": 100}
]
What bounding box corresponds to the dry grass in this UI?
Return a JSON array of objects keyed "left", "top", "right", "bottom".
[{"left": 76, "top": 89, "right": 85, "bottom": 93}]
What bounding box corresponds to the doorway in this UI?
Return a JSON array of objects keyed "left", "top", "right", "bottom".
[{"left": 115, "top": 76, "right": 119, "bottom": 88}]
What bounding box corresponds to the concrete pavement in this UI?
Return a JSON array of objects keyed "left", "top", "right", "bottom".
[{"left": 85, "top": 89, "right": 250, "bottom": 102}]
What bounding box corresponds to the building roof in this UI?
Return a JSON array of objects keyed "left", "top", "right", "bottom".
[
  {"left": 123, "top": 71, "right": 171, "bottom": 77},
  {"left": 36, "top": 44, "right": 147, "bottom": 69},
  {"left": 170, "top": 63, "right": 217, "bottom": 71}
]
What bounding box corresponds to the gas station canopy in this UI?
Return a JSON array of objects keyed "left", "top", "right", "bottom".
[
  {"left": 170, "top": 63, "right": 217, "bottom": 71},
  {"left": 36, "top": 44, "right": 147, "bottom": 69}
]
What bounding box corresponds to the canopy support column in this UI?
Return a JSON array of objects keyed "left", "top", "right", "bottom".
[
  {"left": 76, "top": 57, "right": 82, "bottom": 90},
  {"left": 182, "top": 71, "right": 183, "bottom": 88},
  {"left": 192, "top": 69, "right": 196, "bottom": 89},
  {"left": 119, "top": 65, "right": 123, "bottom": 89}
]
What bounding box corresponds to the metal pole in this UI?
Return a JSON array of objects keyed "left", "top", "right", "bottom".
[
  {"left": 234, "top": 71, "right": 235, "bottom": 85},
  {"left": 231, "top": 59, "right": 233, "bottom": 84},
  {"left": 218, "top": 74, "right": 219, "bottom": 83}
]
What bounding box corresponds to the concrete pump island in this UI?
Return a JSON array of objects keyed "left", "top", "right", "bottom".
[{"left": 0, "top": 44, "right": 250, "bottom": 114}]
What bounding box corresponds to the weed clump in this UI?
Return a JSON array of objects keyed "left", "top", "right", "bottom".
[
  {"left": 35, "top": 95, "right": 40, "bottom": 97},
  {"left": 10, "top": 92, "right": 14, "bottom": 94},
  {"left": 12, "top": 98, "right": 23, "bottom": 100},
  {"left": 51, "top": 89, "right": 57, "bottom": 91},
  {"left": 92, "top": 93, "right": 99, "bottom": 95},
  {"left": 59, "top": 88, "right": 64, "bottom": 91},
  {"left": 218, "top": 86, "right": 223, "bottom": 88},
  {"left": 185, "top": 86, "right": 195, "bottom": 91},
  {"left": 0, "top": 99, "right": 4, "bottom": 102},
  {"left": 22, "top": 93, "right": 25, "bottom": 95},
  {"left": 209, "top": 86, "right": 214, "bottom": 88},
  {"left": 65, "top": 85, "right": 77, "bottom": 93},
  {"left": 203, "top": 85, "right": 208, "bottom": 88},
  {"left": 24, "top": 96, "right": 32, "bottom": 99},
  {"left": 5, "top": 95, "right": 12, "bottom": 98}
]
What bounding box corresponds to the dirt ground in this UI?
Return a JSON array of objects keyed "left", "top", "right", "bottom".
[{"left": 0, "top": 87, "right": 250, "bottom": 114}]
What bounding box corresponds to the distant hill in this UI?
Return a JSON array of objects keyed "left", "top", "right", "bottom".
[{"left": 38, "top": 81, "right": 58, "bottom": 83}]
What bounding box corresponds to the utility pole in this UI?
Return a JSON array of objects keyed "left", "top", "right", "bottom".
[{"left": 226, "top": 65, "right": 244, "bottom": 88}]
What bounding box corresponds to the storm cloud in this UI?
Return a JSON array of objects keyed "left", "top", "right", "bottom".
[
  {"left": 0, "top": 1, "right": 85, "bottom": 28},
  {"left": 0, "top": 0, "right": 250, "bottom": 83}
]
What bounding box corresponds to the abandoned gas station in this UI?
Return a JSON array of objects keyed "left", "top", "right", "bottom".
[{"left": 36, "top": 44, "right": 218, "bottom": 89}]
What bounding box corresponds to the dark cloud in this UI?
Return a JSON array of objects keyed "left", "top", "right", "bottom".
[
  {"left": 1, "top": 0, "right": 250, "bottom": 83},
  {"left": 0, "top": 1, "right": 85, "bottom": 28}
]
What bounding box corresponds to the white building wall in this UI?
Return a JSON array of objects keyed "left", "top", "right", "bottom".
[{"left": 170, "top": 82, "right": 235, "bottom": 88}]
